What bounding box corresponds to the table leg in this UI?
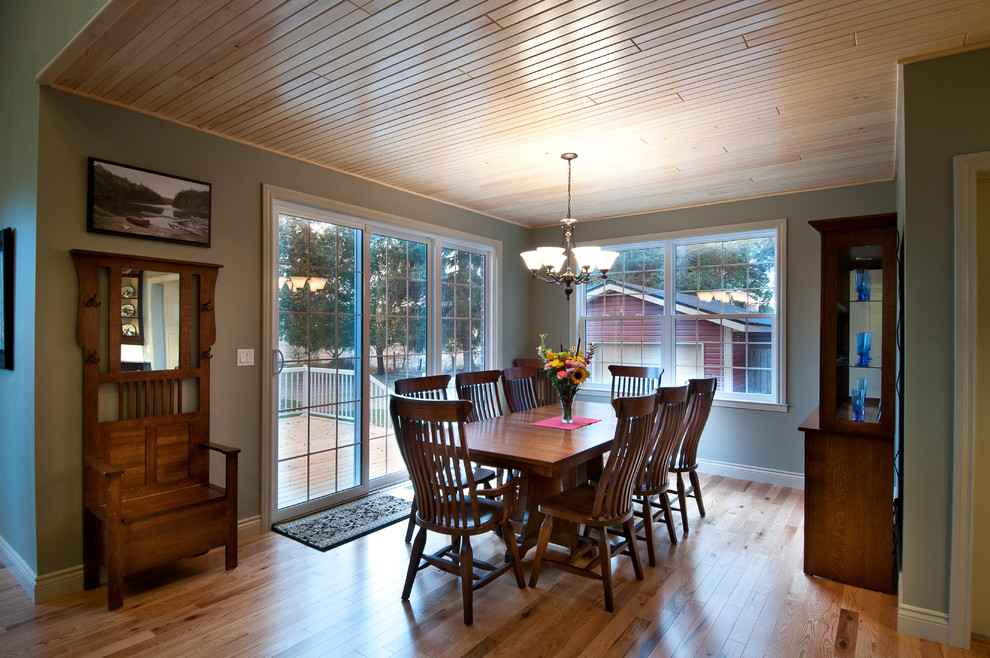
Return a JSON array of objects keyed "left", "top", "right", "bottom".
[{"left": 515, "top": 464, "right": 588, "bottom": 557}]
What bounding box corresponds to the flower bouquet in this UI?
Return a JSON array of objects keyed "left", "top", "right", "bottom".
[{"left": 537, "top": 333, "right": 596, "bottom": 423}]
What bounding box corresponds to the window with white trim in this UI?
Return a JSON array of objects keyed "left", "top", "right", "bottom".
[{"left": 578, "top": 220, "right": 784, "bottom": 406}]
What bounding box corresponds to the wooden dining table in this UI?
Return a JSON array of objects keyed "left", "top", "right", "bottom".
[{"left": 465, "top": 400, "right": 617, "bottom": 556}]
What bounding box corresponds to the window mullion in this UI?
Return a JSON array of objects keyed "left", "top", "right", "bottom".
[{"left": 664, "top": 241, "right": 675, "bottom": 384}]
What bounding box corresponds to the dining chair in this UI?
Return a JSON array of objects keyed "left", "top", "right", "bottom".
[
  {"left": 501, "top": 366, "right": 540, "bottom": 413},
  {"left": 389, "top": 395, "right": 526, "bottom": 626},
  {"left": 528, "top": 393, "right": 658, "bottom": 612},
  {"left": 609, "top": 364, "right": 664, "bottom": 399},
  {"left": 393, "top": 375, "right": 496, "bottom": 543},
  {"left": 632, "top": 385, "right": 690, "bottom": 566},
  {"left": 455, "top": 370, "right": 504, "bottom": 423},
  {"left": 668, "top": 377, "right": 718, "bottom": 533},
  {"left": 513, "top": 357, "right": 558, "bottom": 406}
]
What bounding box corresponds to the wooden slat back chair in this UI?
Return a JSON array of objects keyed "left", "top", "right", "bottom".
[
  {"left": 513, "top": 357, "right": 558, "bottom": 406},
  {"left": 632, "top": 385, "right": 690, "bottom": 566},
  {"left": 669, "top": 377, "right": 718, "bottom": 532},
  {"left": 609, "top": 364, "right": 664, "bottom": 399},
  {"left": 528, "top": 394, "right": 658, "bottom": 612},
  {"left": 393, "top": 375, "right": 496, "bottom": 542},
  {"left": 72, "top": 250, "right": 239, "bottom": 610},
  {"left": 394, "top": 374, "right": 452, "bottom": 400},
  {"left": 501, "top": 366, "right": 540, "bottom": 413},
  {"left": 389, "top": 395, "right": 525, "bottom": 626},
  {"left": 455, "top": 370, "right": 503, "bottom": 423}
]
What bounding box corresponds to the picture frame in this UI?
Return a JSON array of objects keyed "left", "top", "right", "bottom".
[
  {"left": 87, "top": 157, "right": 211, "bottom": 247},
  {"left": 0, "top": 227, "right": 13, "bottom": 370}
]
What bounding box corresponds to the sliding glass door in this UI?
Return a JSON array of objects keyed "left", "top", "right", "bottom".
[{"left": 267, "top": 192, "right": 499, "bottom": 522}]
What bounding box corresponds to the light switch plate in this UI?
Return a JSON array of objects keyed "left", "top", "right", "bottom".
[{"left": 236, "top": 348, "right": 254, "bottom": 366}]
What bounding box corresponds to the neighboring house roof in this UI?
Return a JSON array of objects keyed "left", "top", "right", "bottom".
[{"left": 585, "top": 280, "right": 772, "bottom": 332}]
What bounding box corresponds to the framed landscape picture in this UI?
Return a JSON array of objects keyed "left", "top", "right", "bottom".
[
  {"left": 0, "top": 227, "right": 13, "bottom": 370},
  {"left": 87, "top": 158, "right": 211, "bottom": 247}
]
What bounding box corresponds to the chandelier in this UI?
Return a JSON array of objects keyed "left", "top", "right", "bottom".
[{"left": 521, "top": 153, "right": 619, "bottom": 300}]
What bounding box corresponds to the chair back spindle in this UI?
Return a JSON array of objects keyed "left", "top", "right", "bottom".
[
  {"left": 395, "top": 374, "right": 451, "bottom": 399},
  {"left": 390, "top": 396, "right": 480, "bottom": 529},
  {"left": 640, "top": 385, "right": 690, "bottom": 492},
  {"left": 501, "top": 367, "right": 539, "bottom": 413},
  {"left": 455, "top": 370, "right": 503, "bottom": 422},
  {"left": 672, "top": 377, "right": 717, "bottom": 470},
  {"left": 609, "top": 365, "right": 663, "bottom": 400},
  {"left": 513, "top": 358, "right": 558, "bottom": 406},
  {"left": 593, "top": 394, "right": 658, "bottom": 520}
]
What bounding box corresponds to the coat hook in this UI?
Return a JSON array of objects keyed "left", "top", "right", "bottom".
[
  {"left": 201, "top": 349, "right": 213, "bottom": 360},
  {"left": 84, "top": 294, "right": 101, "bottom": 308},
  {"left": 201, "top": 299, "right": 214, "bottom": 312},
  {"left": 84, "top": 351, "right": 100, "bottom": 364}
]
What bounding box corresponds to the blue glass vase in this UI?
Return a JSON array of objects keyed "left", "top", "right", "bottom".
[
  {"left": 851, "top": 378, "right": 868, "bottom": 422},
  {"left": 854, "top": 269, "right": 871, "bottom": 301},
  {"left": 855, "top": 332, "right": 872, "bottom": 367}
]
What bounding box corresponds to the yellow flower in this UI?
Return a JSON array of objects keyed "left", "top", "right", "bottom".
[{"left": 570, "top": 368, "right": 588, "bottom": 384}]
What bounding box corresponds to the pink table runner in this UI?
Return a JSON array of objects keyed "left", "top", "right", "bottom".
[{"left": 531, "top": 416, "right": 601, "bottom": 430}]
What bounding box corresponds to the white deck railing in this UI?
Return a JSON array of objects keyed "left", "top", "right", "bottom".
[{"left": 278, "top": 367, "right": 389, "bottom": 424}]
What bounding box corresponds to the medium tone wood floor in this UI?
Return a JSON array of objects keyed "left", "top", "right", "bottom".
[{"left": 3, "top": 474, "right": 988, "bottom": 657}]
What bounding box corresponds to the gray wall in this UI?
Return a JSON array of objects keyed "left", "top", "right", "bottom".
[
  {"left": 29, "top": 87, "right": 531, "bottom": 576},
  {"left": 527, "top": 183, "right": 896, "bottom": 476},
  {"left": 0, "top": 0, "right": 107, "bottom": 579},
  {"left": 900, "top": 46, "right": 990, "bottom": 616}
]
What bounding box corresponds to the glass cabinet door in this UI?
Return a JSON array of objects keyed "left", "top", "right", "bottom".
[
  {"left": 812, "top": 213, "right": 897, "bottom": 436},
  {"left": 836, "top": 246, "right": 883, "bottom": 424}
]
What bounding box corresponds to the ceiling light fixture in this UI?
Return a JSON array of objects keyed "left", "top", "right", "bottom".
[{"left": 521, "top": 153, "right": 619, "bottom": 300}]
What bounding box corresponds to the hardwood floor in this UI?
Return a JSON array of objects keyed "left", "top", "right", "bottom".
[{"left": 3, "top": 474, "right": 988, "bottom": 657}]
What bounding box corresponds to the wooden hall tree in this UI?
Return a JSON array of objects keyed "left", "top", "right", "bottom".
[{"left": 72, "top": 250, "right": 239, "bottom": 610}]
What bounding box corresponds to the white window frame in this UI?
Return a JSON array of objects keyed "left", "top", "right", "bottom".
[{"left": 574, "top": 218, "right": 787, "bottom": 412}]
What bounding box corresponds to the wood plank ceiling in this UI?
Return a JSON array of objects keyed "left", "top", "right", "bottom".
[{"left": 39, "top": 0, "right": 990, "bottom": 227}]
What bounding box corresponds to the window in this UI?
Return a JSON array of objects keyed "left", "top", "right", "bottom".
[
  {"left": 579, "top": 220, "right": 785, "bottom": 408},
  {"left": 440, "top": 247, "right": 487, "bottom": 377}
]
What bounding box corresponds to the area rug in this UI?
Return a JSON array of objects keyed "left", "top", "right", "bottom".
[{"left": 273, "top": 492, "right": 412, "bottom": 551}]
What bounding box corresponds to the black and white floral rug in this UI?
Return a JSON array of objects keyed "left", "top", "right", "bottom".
[{"left": 272, "top": 492, "right": 412, "bottom": 551}]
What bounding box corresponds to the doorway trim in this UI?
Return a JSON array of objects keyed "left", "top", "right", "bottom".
[{"left": 950, "top": 151, "right": 990, "bottom": 648}]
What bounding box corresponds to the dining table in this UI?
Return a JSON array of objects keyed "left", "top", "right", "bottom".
[{"left": 464, "top": 399, "right": 618, "bottom": 556}]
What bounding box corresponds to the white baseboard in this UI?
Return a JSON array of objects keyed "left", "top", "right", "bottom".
[
  {"left": 898, "top": 603, "right": 950, "bottom": 645},
  {"left": 238, "top": 515, "right": 263, "bottom": 540},
  {"left": 0, "top": 533, "right": 39, "bottom": 602},
  {"left": 2, "top": 516, "right": 265, "bottom": 605},
  {"left": 698, "top": 458, "right": 804, "bottom": 489}
]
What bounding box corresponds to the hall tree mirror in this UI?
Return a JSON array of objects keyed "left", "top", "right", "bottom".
[{"left": 119, "top": 268, "right": 185, "bottom": 371}]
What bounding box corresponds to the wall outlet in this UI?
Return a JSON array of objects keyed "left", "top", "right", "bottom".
[{"left": 236, "top": 348, "right": 254, "bottom": 366}]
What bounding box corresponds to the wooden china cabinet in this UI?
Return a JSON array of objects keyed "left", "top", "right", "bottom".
[{"left": 799, "top": 213, "right": 898, "bottom": 594}]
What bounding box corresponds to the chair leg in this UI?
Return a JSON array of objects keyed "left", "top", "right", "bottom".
[
  {"left": 676, "top": 472, "right": 690, "bottom": 533},
  {"left": 402, "top": 526, "right": 427, "bottom": 600},
  {"left": 689, "top": 469, "right": 706, "bottom": 517},
  {"left": 639, "top": 495, "right": 656, "bottom": 567},
  {"left": 404, "top": 497, "right": 418, "bottom": 544},
  {"left": 598, "top": 527, "right": 614, "bottom": 612},
  {"left": 623, "top": 519, "right": 643, "bottom": 581},
  {"left": 500, "top": 520, "right": 526, "bottom": 588},
  {"left": 460, "top": 536, "right": 474, "bottom": 626},
  {"left": 658, "top": 493, "right": 678, "bottom": 545},
  {"left": 528, "top": 516, "right": 554, "bottom": 588}
]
